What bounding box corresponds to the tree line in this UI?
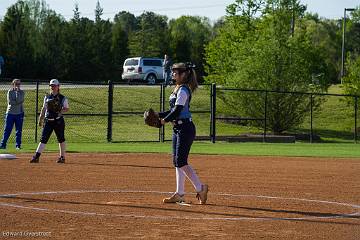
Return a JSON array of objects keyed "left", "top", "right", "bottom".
[
  {"left": 0, "top": 0, "right": 212, "bottom": 82},
  {"left": 0, "top": 0, "right": 358, "bottom": 85}
]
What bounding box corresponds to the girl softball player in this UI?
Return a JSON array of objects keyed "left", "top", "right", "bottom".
[
  {"left": 159, "top": 62, "right": 208, "bottom": 204},
  {"left": 30, "top": 79, "right": 69, "bottom": 164}
]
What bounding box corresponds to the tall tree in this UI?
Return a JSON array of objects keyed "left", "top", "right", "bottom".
[
  {"left": 0, "top": 1, "right": 35, "bottom": 78},
  {"left": 300, "top": 14, "right": 342, "bottom": 84},
  {"left": 62, "top": 4, "right": 96, "bottom": 82},
  {"left": 168, "top": 16, "right": 212, "bottom": 79},
  {"left": 205, "top": 0, "right": 328, "bottom": 134},
  {"left": 95, "top": 0, "right": 103, "bottom": 23},
  {"left": 111, "top": 11, "right": 137, "bottom": 74},
  {"left": 205, "top": 0, "right": 263, "bottom": 86},
  {"left": 343, "top": 7, "right": 360, "bottom": 98},
  {"left": 91, "top": 1, "right": 113, "bottom": 81},
  {"left": 347, "top": 8, "right": 360, "bottom": 56},
  {"left": 36, "top": 11, "right": 66, "bottom": 79},
  {"left": 128, "top": 12, "right": 168, "bottom": 57}
]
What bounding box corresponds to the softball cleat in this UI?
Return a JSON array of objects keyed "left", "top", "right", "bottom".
[
  {"left": 57, "top": 156, "right": 65, "bottom": 164},
  {"left": 196, "top": 184, "right": 209, "bottom": 204},
  {"left": 30, "top": 156, "right": 39, "bottom": 163},
  {"left": 163, "top": 193, "right": 184, "bottom": 203}
]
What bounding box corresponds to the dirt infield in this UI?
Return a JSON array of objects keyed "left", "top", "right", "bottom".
[{"left": 0, "top": 153, "right": 359, "bottom": 239}]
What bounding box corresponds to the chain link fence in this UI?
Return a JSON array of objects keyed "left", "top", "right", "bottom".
[
  {"left": 110, "top": 83, "right": 212, "bottom": 142},
  {"left": 214, "top": 87, "right": 359, "bottom": 143},
  {"left": 0, "top": 80, "right": 213, "bottom": 144},
  {"left": 0, "top": 80, "right": 358, "bottom": 144}
]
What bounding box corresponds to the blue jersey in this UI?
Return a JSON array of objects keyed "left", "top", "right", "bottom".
[{"left": 169, "top": 85, "right": 192, "bottom": 119}]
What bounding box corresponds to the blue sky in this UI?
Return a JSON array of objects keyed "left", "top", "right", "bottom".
[{"left": 0, "top": 0, "right": 359, "bottom": 22}]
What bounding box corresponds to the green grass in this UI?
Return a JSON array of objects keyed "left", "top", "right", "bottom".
[
  {"left": 327, "top": 84, "right": 344, "bottom": 94},
  {"left": 293, "top": 84, "right": 358, "bottom": 142},
  {"left": 5, "top": 141, "right": 360, "bottom": 158}
]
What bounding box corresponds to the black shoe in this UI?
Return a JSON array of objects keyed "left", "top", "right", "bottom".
[
  {"left": 30, "top": 155, "right": 39, "bottom": 163},
  {"left": 57, "top": 156, "right": 65, "bottom": 164}
]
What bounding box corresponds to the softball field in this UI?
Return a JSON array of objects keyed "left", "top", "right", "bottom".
[{"left": 0, "top": 153, "right": 359, "bottom": 239}]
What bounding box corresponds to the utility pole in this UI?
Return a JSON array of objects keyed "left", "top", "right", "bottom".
[
  {"left": 341, "top": 8, "right": 355, "bottom": 83},
  {"left": 291, "top": 0, "right": 295, "bottom": 37}
]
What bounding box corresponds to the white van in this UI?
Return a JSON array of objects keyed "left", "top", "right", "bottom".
[{"left": 121, "top": 57, "right": 164, "bottom": 84}]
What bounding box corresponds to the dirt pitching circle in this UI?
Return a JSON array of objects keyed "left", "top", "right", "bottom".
[{"left": 1, "top": 189, "right": 359, "bottom": 221}]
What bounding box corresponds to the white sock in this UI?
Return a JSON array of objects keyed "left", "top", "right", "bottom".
[
  {"left": 176, "top": 167, "right": 186, "bottom": 196},
  {"left": 59, "top": 142, "right": 66, "bottom": 157},
  {"left": 181, "top": 165, "right": 202, "bottom": 192},
  {"left": 36, "top": 143, "right": 46, "bottom": 154}
]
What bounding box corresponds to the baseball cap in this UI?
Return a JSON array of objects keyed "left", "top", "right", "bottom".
[
  {"left": 49, "top": 79, "right": 60, "bottom": 86},
  {"left": 172, "top": 63, "right": 186, "bottom": 70},
  {"left": 172, "top": 62, "right": 196, "bottom": 70}
]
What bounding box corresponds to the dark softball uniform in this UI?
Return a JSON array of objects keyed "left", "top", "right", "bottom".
[
  {"left": 160, "top": 85, "right": 195, "bottom": 168},
  {"left": 40, "top": 94, "right": 68, "bottom": 144}
]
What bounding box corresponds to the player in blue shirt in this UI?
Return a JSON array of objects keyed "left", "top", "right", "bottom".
[{"left": 159, "top": 62, "right": 208, "bottom": 204}]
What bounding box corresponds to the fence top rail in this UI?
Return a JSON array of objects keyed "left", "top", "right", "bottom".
[
  {"left": 1, "top": 78, "right": 215, "bottom": 87},
  {"left": 111, "top": 82, "right": 213, "bottom": 86},
  {"left": 217, "top": 87, "right": 360, "bottom": 98}
]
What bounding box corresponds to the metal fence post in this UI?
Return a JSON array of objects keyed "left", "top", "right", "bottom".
[
  {"left": 160, "top": 84, "right": 165, "bottom": 142},
  {"left": 310, "top": 94, "right": 313, "bottom": 143},
  {"left": 210, "top": 83, "right": 216, "bottom": 143},
  {"left": 355, "top": 96, "right": 358, "bottom": 143},
  {"left": 35, "top": 80, "right": 39, "bottom": 142},
  {"left": 263, "top": 91, "right": 268, "bottom": 142},
  {"left": 107, "top": 80, "right": 113, "bottom": 142}
]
